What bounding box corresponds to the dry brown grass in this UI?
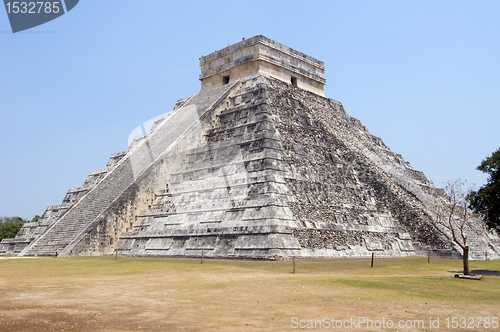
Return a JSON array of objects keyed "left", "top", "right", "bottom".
[{"left": 0, "top": 256, "right": 499, "bottom": 331}]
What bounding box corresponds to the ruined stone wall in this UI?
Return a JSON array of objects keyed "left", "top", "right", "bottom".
[
  {"left": 200, "top": 35, "right": 325, "bottom": 96},
  {"left": 266, "top": 77, "right": 452, "bottom": 255}
]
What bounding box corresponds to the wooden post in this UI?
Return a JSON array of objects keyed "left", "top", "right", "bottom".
[
  {"left": 201, "top": 249, "right": 204, "bottom": 264},
  {"left": 115, "top": 249, "right": 118, "bottom": 261},
  {"left": 486, "top": 251, "right": 488, "bottom": 261},
  {"left": 371, "top": 252, "right": 374, "bottom": 268},
  {"left": 293, "top": 256, "right": 296, "bottom": 274},
  {"left": 428, "top": 250, "right": 430, "bottom": 264}
]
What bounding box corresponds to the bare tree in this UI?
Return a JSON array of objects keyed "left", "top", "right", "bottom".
[{"left": 433, "top": 179, "right": 474, "bottom": 275}]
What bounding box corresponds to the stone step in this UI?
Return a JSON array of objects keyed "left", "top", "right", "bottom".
[
  {"left": 22, "top": 86, "right": 236, "bottom": 257},
  {"left": 23, "top": 162, "right": 136, "bottom": 256}
]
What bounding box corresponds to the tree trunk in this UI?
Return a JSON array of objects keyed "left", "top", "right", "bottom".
[{"left": 463, "top": 246, "right": 470, "bottom": 275}]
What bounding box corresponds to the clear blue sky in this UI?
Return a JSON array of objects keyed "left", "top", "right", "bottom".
[{"left": 1, "top": 1, "right": 499, "bottom": 219}]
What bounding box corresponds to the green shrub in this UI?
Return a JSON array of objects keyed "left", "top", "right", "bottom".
[{"left": 0, "top": 222, "right": 24, "bottom": 240}]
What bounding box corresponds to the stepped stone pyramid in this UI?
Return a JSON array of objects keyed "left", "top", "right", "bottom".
[{"left": 2, "top": 35, "right": 500, "bottom": 259}]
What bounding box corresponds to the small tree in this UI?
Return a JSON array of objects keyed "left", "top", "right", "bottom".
[{"left": 433, "top": 180, "right": 474, "bottom": 275}]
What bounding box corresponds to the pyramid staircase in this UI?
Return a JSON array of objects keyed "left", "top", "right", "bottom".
[
  {"left": 19, "top": 82, "right": 239, "bottom": 256},
  {"left": 0, "top": 151, "right": 127, "bottom": 255}
]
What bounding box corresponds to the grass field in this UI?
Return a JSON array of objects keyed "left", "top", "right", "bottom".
[{"left": 0, "top": 256, "right": 499, "bottom": 331}]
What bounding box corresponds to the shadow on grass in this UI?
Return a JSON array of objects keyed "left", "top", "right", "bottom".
[
  {"left": 448, "top": 270, "right": 500, "bottom": 276},
  {"left": 472, "top": 270, "right": 500, "bottom": 276}
]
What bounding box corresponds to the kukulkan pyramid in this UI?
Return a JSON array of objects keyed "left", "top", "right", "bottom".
[{"left": 2, "top": 35, "right": 500, "bottom": 259}]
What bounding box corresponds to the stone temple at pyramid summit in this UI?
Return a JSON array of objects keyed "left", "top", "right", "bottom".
[{"left": 2, "top": 35, "right": 500, "bottom": 260}]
